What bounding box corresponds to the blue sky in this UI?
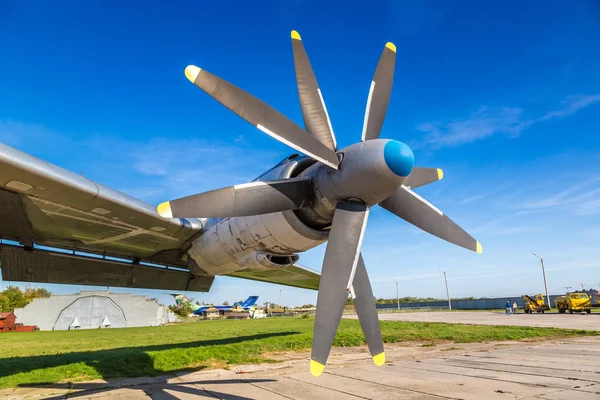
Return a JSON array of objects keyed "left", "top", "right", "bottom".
[{"left": 1, "top": 1, "right": 600, "bottom": 307}]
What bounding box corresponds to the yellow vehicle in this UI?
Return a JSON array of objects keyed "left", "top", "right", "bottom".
[
  {"left": 555, "top": 291, "right": 591, "bottom": 314},
  {"left": 522, "top": 294, "right": 550, "bottom": 313}
]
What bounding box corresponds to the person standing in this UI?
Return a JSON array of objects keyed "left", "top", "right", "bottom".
[
  {"left": 506, "top": 301, "right": 511, "bottom": 315},
  {"left": 512, "top": 301, "right": 518, "bottom": 314}
]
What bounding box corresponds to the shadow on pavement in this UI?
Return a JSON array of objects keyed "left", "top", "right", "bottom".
[{"left": 20, "top": 378, "right": 278, "bottom": 399}]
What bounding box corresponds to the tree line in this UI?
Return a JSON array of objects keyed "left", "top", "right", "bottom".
[{"left": 0, "top": 286, "right": 51, "bottom": 313}]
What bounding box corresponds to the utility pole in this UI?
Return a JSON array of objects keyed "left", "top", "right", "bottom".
[
  {"left": 393, "top": 280, "right": 400, "bottom": 311},
  {"left": 279, "top": 290, "right": 282, "bottom": 307},
  {"left": 533, "top": 253, "right": 551, "bottom": 308},
  {"left": 439, "top": 269, "right": 451, "bottom": 310}
]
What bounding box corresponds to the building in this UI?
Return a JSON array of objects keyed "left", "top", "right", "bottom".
[
  {"left": 14, "top": 290, "right": 178, "bottom": 331},
  {"left": 0, "top": 312, "right": 16, "bottom": 333}
]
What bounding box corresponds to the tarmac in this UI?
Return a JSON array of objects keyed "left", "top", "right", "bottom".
[
  {"left": 3, "top": 334, "right": 600, "bottom": 399},
  {"left": 349, "top": 310, "right": 600, "bottom": 331}
]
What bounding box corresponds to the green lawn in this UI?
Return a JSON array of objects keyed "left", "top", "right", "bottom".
[{"left": 0, "top": 317, "right": 596, "bottom": 388}]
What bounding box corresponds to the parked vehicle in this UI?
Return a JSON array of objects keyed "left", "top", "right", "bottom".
[
  {"left": 522, "top": 294, "right": 550, "bottom": 313},
  {"left": 555, "top": 291, "right": 591, "bottom": 314}
]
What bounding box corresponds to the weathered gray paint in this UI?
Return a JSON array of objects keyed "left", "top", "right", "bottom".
[
  {"left": 291, "top": 33, "right": 337, "bottom": 152},
  {"left": 380, "top": 185, "right": 479, "bottom": 253},
  {"left": 0, "top": 244, "right": 214, "bottom": 292},
  {"left": 189, "top": 67, "right": 340, "bottom": 169},
  {"left": 362, "top": 44, "right": 396, "bottom": 142},
  {"left": 352, "top": 254, "right": 384, "bottom": 358},
  {"left": 313, "top": 201, "right": 368, "bottom": 366},
  {"left": 168, "top": 177, "right": 315, "bottom": 219}
]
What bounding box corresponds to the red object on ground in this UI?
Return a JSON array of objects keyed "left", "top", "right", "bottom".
[
  {"left": 0, "top": 312, "right": 16, "bottom": 333},
  {"left": 15, "top": 324, "right": 38, "bottom": 332}
]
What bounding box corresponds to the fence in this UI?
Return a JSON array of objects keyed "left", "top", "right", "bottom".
[{"left": 376, "top": 295, "right": 564, "bottom": 311}]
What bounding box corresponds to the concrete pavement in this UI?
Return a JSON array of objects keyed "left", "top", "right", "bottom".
[
  {"left": 346, "top": 311, "right": 600, "bottom": 331},
  {"left": 2, "top": 336, "right": 600, "bottom": 399}
]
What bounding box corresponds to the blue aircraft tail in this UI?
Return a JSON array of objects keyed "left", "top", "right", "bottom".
[{"left": 241, "top": 296, "right": 259, "bottom": 309}]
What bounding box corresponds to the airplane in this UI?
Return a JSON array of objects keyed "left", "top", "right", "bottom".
[
  {"left": 170, "top": 294, "right": 259, "bottom": 315},
  {"left": 0, "top": 30, "right": 481, "bottom": 377}
]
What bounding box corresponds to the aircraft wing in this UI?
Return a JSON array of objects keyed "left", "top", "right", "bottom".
[
  {"left": 224, "top": 264, "right": 320, "bottom": 290},
  {"left": 0, "top": 142, "right": 213, "bottom": 292}
]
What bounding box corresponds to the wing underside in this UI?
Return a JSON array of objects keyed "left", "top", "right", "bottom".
[
  {"left": 0, "top": 142, "right": 212, "bottom": 291},
  {"left": 224, "top": 264, "right": 320, "bottom": 291}
]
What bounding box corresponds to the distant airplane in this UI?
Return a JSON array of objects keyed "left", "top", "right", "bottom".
[
  {"left": 170, "top": 294, "right": 259, "bottom": 315},
  {"left": 0, "top": 30, "right": 481, "bottom": 377}
]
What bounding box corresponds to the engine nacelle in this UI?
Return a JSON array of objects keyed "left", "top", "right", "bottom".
[
  {"left": 187, "top": 155, "right": 327, "bottom": 276},
  {"left": 238, "top": 251, "right": 300, "bottom": 270}
]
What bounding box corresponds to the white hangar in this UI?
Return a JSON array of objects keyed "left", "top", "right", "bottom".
[{"left": 14, "top": 290, "right": 177, "bottom": 331}]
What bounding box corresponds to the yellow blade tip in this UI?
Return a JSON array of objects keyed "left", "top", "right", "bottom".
[
  {"left": 310, "top": 360, "right": 325, "bottom": 377},
  {"left": 385, "top": 42, "right": 396, "bottom": 53},
  {"left": 184, "top": 65, "right": 201, "bottom": 83},
  {"left": 157, "top": 202, "right": 173, "bottom": 219},
  {"left": 437, "top": 168, "right": 444, "bottom": 180},
  {"left": 373, "top": 352, "right": 386, "bottom": 366},
  {"left": 291, "top": 30, "right": 301, "bottom": 40},
  {"left": 476, "top": 241, "right": 483, "bottom": 254}
]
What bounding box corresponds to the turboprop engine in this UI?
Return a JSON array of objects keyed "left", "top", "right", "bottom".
[{"left": 157, "top": 30, "right": 481, "bottom": 378}]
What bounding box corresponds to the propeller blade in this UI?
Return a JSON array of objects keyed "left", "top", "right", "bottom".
[
  {"left": 352, "top": 253, "right": 385, "bottom": 366},
  {"left": 184, "top": 65, "right": 340, "bottom": 170},
  {"left": 311, "top": 201, "right": 370, "bottom": 377},
  {"left": 157, "top": 177, "right": 314, "bottom": 219},
  {"left": 404, "top": 167, "right": 443, "bottom": 189},
  {"left": 291, "top": 30, "right": 337, "bottom": 152},
  {"left": 361, "top": 42, "right": 396, "bottom": 142},
  {"left": 380, "top": 186, "right": 482, "bottom": 253}
]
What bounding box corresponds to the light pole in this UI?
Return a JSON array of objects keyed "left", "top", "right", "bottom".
[
  {"left": 393, "top": 280, "right": 400, "bottom": 311},
  {"left": 533, "top": 253, "right": 551, "bottom": 308},
  {"left": 279, "top": 290, "right": 282, "bottom": 307},
  {"left": 439, "top": 269, "right": 451, "bottom": 310}
]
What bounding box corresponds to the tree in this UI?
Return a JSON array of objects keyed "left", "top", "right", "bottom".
[
  {"left": 0, "top": 285, "right": 52, "bottom": 312},
  {"left": 23, "top": 287, "right": 51, "bottom": 300},
  {"left": 2, "top": 286, "right": 28, "bottom": 311},
  {"left": 0, "top": 293, "right": 10, "bottom": 313},
  {"left": 168, "top": 301, "right": 194, "bottom": 318}
]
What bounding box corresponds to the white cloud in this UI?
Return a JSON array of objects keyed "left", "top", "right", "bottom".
[
  {"left": 416, "top": 94, "right": 600, "bottom": 148},
  {"left": 539, "top": 94, "right": 600, "bottom": 121},
  {"left": 417, "top": 107, "right": 529, "bottom": 147},
  {"left": 520, "top": 176, "right": 600, "bottom": 214},
  {"left": 0, "top": 119, "right": 61, "bottom": 147}
]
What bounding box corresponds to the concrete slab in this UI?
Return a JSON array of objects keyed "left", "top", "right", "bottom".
[
  {"left": 346, "top": 311, "right": 600, "bottom": 331},
  {"left": 434, "top": 357, "right": 600, "bottom": 382},
  {"left": 196, "top": 379, "right": 288, "bottom": 400},
  {"left": 4, "top": 336, "right": 600, "bottom": 399},
  {"left": 143, "top": 384, "right": 213, "bottom": 399},
  {"left": 287, "top": 370, "right": 444, "bottom": 400}
]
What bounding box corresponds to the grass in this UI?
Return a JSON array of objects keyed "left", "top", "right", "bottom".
[{"left": 0, "top": 317, "right": 596, "bottom": 388}]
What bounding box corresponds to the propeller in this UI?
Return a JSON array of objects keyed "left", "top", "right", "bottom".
[
  {"left": 183, "top": 65, "right": 340, "bottom": 170},
  {"left": 291, "top": 30, "right": 337, "bottom": 152},
  {"left": 160, "top": 30, "right": 482, "bottom": 378},
  {"left": 362, "top": 42, "right": 396, "bottom": 142},
  {"left": 157, "top": 177, "right": 314, "bottom": 219},
  {"left": 380, "top": 185, "right": 482, "bottom": 253}
]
